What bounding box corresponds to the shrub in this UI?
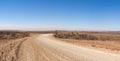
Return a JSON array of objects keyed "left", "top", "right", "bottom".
[
  {"left": 0, "top": 32, "right": 30, "bottom": 39},
  {"left": 54, "top": 31, "right": 120, "bottom": 41}
]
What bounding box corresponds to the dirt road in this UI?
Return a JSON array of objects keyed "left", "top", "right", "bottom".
[{"left": 18, "top": 34, "right": 120, "bottom": 61}]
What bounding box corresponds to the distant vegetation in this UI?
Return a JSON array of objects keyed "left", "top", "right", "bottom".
[
  {"left": 0, "top": 31, "right": 30, "bottom": 39},
  {"left": 54, "top": 31, "right": 120, "bottom": 41}
]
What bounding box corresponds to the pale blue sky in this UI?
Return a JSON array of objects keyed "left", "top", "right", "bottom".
[{"left": 0, "top": 0, "right": 120, "bottom": 30}]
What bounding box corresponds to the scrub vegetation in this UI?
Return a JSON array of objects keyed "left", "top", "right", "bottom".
[
  {"left": 54, "top": 31, "right": 120, "bottom": 41},
  {"left": 0, "top": 31, "right": 30, "bottom": 61},
  {"left": 54, "top": 31, "right": 120, "bottom": 51}
]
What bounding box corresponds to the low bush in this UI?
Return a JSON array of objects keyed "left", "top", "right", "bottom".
[
  {"left": 54, "top": 31, "right": 120, "bottom": 41},
  {"left": 0, "top": 32, "right": 30, "bottom": 39}
]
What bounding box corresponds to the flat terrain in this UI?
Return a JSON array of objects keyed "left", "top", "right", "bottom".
[
  {"left": 58, "top": 39, "right": 120, "bottom": 52},
  {"left": 54, "top": 31, "right": 120, "bottom": 52},
  {"left": 17, "top": 34, "right": 120, "bottom": 61},
  {"left": 0, "top": 34, "right": 120, "bottom": 61}
]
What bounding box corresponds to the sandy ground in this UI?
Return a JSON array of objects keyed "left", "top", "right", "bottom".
[
  {"left": 17, "top": 34, "right": 120, "bottom": 61},
  {"left": 0, "top": 38, "right": 27, "bottom": 61},
  {"left": 56, "top": 38, "right": 120, "bottom": 53}
]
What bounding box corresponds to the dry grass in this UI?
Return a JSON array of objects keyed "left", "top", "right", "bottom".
[
  {"left": 60, "top": 39, "right": 120, "bottom": 51},
  {"left": 54, "top": 31, "right": 120, "bottom": 52},
  {"left": 0, "top": 32, "right": 30, "bottom": 39},
  {"left": 54, "top": 31, "right": 120, "bottom": 41},
  {"left": 0, "top": 38, "right": 27, "bottom": 61},
  {"left": 0, "top": 31, "right": 30, "bottom": 61}
]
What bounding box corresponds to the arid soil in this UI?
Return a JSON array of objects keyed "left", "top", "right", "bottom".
[
  {"left": 1, "top": 34, "right": 120, "bottom": 61},
  {"left": 18, "top": 34, "right": 120, "bottom": 61},
  {"left": 54, "top": 31, "right": 120, "bottom": 52},
  {"left": 55, "top": 38, "right": 120, "bottom": 53},
  {"left": 0, "top": 38, "right": 27, "bottom": 61}
]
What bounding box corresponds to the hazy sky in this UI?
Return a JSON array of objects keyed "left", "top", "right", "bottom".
[{"left": 0, "top": 0, "right": 120, "bottom": 31}]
